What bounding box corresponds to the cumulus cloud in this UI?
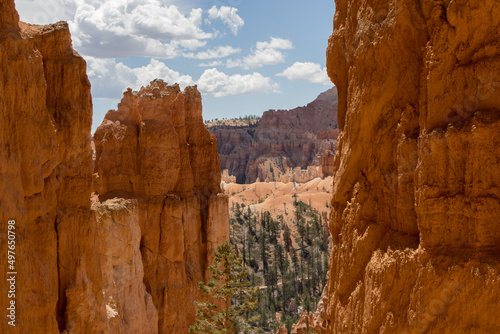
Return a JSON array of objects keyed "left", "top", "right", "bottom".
[
  {"left": 16, "top": 0, "right": 246, "bottom": 61},
  {"left": 198, "top": 60, "right": 224, "bottom": 67},
  {"left": 177, "top": 39, "right": 207, "bottom": 50},
  {"left": 86, "top": 57, "right": 195, "bottom": 98},
  {"left": 184, "top": 46, "right": 241, "bottom": 60},
  {"left": 67, "top": 0, "right": 213, "bottom": 58},
  {"left": 208, "top": 6, "right": 244, "bottom": 35},
  {"left": 256, "top": 37, "right": 294, "bottom": 50},
  {"left": 86, "top": 58, "right": 278, "bottom": 98},
  {"left": 227, "top": 37, "right": 293, "bottom": 69},
  {"left": 197, "top": 68, "right": 280, "bottom": 97},
  {"left": 277, "top": 62, "right": 331, "bottom": 85}
]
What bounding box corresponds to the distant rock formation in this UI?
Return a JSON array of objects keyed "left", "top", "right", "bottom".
[
  {"left": 221, "top": 169, "right": 237, "bottom": 183},
  {"left": 277, "top": 166, "right": 321, "bottom": 184},
  {"left": 324, "top": 0, "right": 500, "bottom": 332},
  {"left": 209, "top": 87, "right": 339, "bottom": 183},
  {"left": 0, "top": 2, "right": 228, "bottom": 332},
  {"left": 319, "top": 151, "right": 334, "bottom": 178}
]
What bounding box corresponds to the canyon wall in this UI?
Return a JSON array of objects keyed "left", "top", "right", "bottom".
[
  {"left": 0, "top": 2, "right": 227, "bottom": 332},
  {"left": 325, "top": 0, "right": 500, "bottom": 333},
  {"left": 0, "top": 13, "right": 94, "bottom": 332},
  {"left": 209, "top": 87, "right": 339, "bottom": 183}
]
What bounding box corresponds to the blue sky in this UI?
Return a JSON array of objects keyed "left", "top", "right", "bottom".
[{"left": 15, "top": 0, "right": 335, "bottom": 132}]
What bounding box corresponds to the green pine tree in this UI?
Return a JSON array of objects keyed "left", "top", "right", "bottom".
[{"left": 189, "top": 241, "right": 260, "bottom": 334}]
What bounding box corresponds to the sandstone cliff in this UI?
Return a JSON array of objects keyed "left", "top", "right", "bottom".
[
  {"left": 93, "top": 80, "right": 229, "bottom": 333},
  {"left": 0, "top": 2, "right": 228, "bottom": 332},
  {"left": 0, "top": 13, "right": 94, "bottom": 333},
  {"left": 324, "top": 0, "right": 500, "bottom": 333},
  {"left": 209, "top": 87, "right": 339, "bottom": 183}
]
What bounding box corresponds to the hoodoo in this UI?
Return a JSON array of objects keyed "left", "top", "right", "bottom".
[{"left": 93, "top": 80, "right": 229, "bottom": 333}]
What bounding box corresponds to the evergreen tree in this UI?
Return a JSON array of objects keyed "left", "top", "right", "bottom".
[
  {"left": 227, "top": 200, "right": 332, "bottom": 331},
  {"left": 283, "top": 223, "right": 292, "bottom": 253},
  {"left": 189, "top": 242, "right": 259, "bottom": 334},
  {"left": 259, "top": 228, "right": 270, "bottom": 276}
]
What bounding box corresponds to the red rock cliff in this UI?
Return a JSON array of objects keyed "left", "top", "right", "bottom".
[
  {"left": 94, "top": 80, "right": 229, "bottom": 333},
  {"left": 209, "top": 87, "right": 339, "bottom": 183},
  {"left": 0, "top": 2, "right": 228, "bottom": 332},
  {"left": 0, "top": 6, "right": 94, "bottom": 332},
  {"left": 325, "top": 0, "right": 500, "bottom": 332}
]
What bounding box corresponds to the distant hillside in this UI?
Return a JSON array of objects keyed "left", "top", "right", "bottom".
[
  {"left": 205, "top": 115, "right": 260, "bottom": 128},
  {"left": 208, "top": 87, "right": 339, "bottom": 183}
]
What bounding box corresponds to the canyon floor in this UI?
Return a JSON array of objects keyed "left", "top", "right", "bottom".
[
  {"left": 224, "top": 177, "right": 333, "bottom": 225},
  {"left": 223, "top": 177, "right": 333, "bottom": 332}
]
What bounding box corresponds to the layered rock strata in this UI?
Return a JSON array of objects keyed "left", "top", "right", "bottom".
[
  {"left": 209, "top": 87, "right": 339, "bottom": 183},
  {"left": 325, "top": 0, "right": 500, "bottom": 333},
  {"left": 0, "top": 2, "right": 228, "bottom": 332}
]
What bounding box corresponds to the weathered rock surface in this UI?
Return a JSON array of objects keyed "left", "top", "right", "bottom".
[
  {"left": 0, "top": 8, "right": 94, "bottom": 332},
  {"left": 320, "top": 151, "right": 335, "bottom": 178},
  {"left": 66, "top": 199, "right": 158, "bottom": 334},
  {"left": 221, "top": 169, "right": 237, "bottom": 183},
  {"left": 277, "top": 166, "right": 321, "bottom": 184},
  {"left": 94, "top": 80, "right": 229, "bottom": 333},
  {"left": 209, "top": 88, "right": 339, "bottom": 183},
  {"left": 0, "top": 2, "right": 228, "bottom": 332},
  {"left": 325, "top": 0, "right": 500, "bottom": 333}
]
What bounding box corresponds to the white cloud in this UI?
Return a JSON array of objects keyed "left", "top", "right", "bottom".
[
  {"left": 15, "top": 0, "right": 75, "bottom": 24},
  {"left": 132, "top": 59, "right": 195, "bottom": 89},
  {"left": 184, "top": 46, "right": 241, "bottom": 60},
  {"left": 197, "top": 68, "right": 280, "bottom": 97},
  {"left": 277, "top": 62, "right": 331, "bottom": 85},
  {"left": 176, "top": 39, "right": 207, "bottom": 50},
  {"left": 227, "top": 37, "right": 293, "bottom": 69},
  {"left": 198, "top": 60, "right": 224, "bottom": 67},
  {"left": 16, "top": 0, "right": 246, "bottom": 63},
  {"left": 129, "top": 6, "right": 209, "bottom": 40},
  {"left": 67, "top": 0, "right": 213, "bottom": 58},
  {"left": 256, "top": 38, "right": 294, "bottom": 50},
  {"left": 86, "top": 58, "right": 278, "bottom": 99},
  {"left": 208, "top": 6, "right": 244, "bottom": 35},
  {"left": 86, "top": 57, "right": 195, "bottom": 98}
]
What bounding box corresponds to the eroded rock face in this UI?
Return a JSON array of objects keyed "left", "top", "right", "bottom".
[
  {"left": 93, "top": 80, "right": 229, "bottom": 333},
  {"left": 0, "top": 7, "right": 94, "bottom": 332},
  {"left": 0, "top": 2, "right": 228, "bottom": 332},
  {"left": 320, "top": 151, "right": 335, "bottom": 178},
  {"left": 209, "top": 87, "right": 339, "bottom": 183},
  {"left": 325, "top": 0, "right": 500, "bottom": 332},
  {"left": 65, "top": 199, "right": 158, "bottom": 334}
]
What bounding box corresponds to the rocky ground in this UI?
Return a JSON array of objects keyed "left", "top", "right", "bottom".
[{"left": 224, "top": 177, "right": 333, "bottom": 227}]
